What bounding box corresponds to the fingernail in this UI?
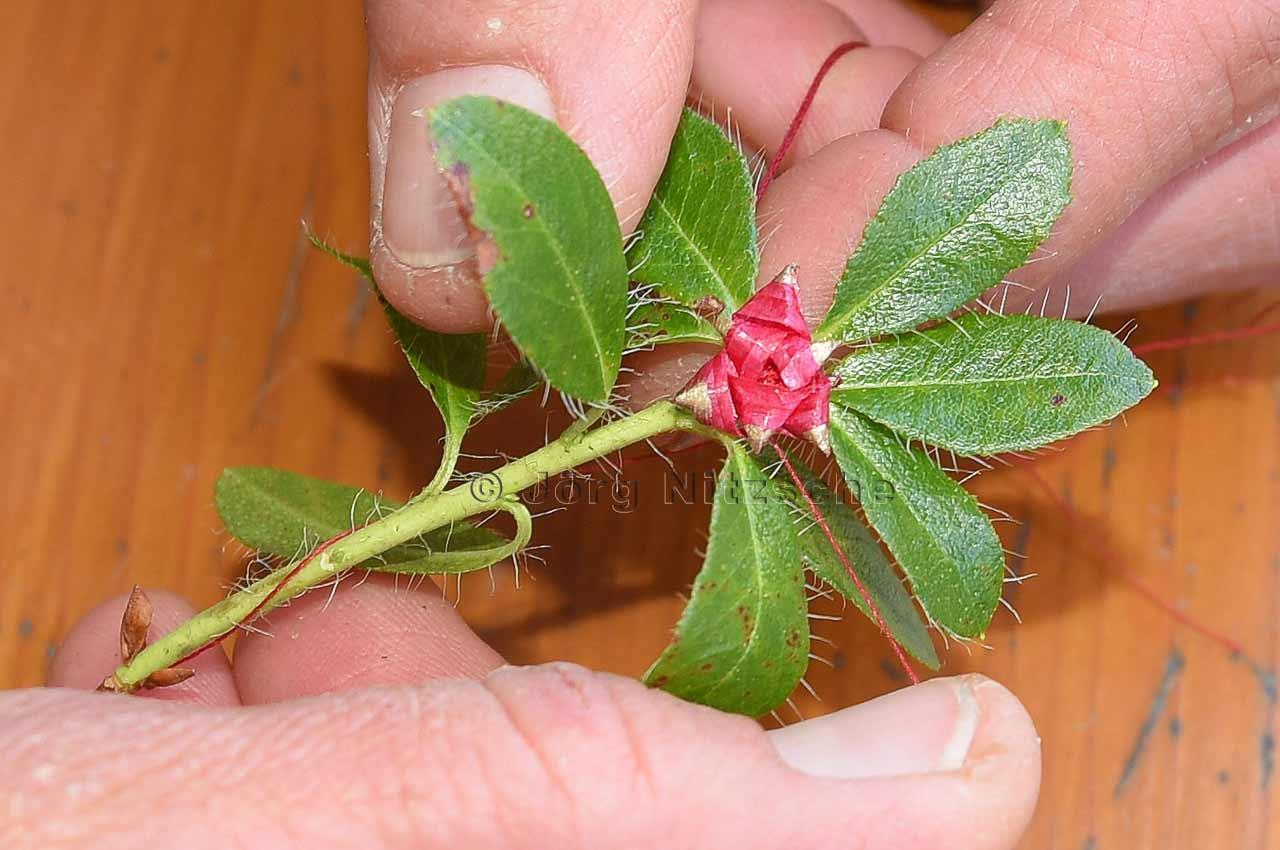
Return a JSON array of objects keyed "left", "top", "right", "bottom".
[
  {"left": 769, "top": 674, "right": 989, "bottom": 779},
  {"left": 381, "top": 66, "right": 555, "bottom": 268}
]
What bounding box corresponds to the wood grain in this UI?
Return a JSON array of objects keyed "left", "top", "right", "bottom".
[{"left": 1, "top": 2, "right": 1277, "bottom": 848}]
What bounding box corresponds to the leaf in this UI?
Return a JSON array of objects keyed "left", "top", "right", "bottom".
[
  {"left": 644, "top": 445, "right": 807, "bottom": 716},
  {"left": 382, "top": 303, "right": 485, "bottom": 493},
  {"left": 429, "top": 96, "right": 627, "bottom": 403},
  {"left": 625, "top": 292, "right": 723, "bottom": 349},
  {"left": 828, "top": 409, "right": 1004, "bottom": 638},
  {"left": 815, "top": 119, "right": 1072, "bottom": 343},
  {"left": 215, "top": 467, "right": 517, "bottom": 575},
  {"left": 832, "top": 313, "right": 1156, "bottom": 454},
  {"left": 305, "top": 229, "right": 373, "bottom": 279},
  {"left": 371, "top": 499, "right": 533, "bottom": 575},
  {"left": 305, "top": 229, "right": 484, "bottom": 491},
  {"left": 775, "top": 453, "right": 939, "bottom": 669},
  {"left": 626, "top": 108, "right": 759, "bottom": 344}
]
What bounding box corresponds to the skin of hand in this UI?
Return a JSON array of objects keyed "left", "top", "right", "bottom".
[
  {"left": 11, "top": 579, "right": 1039, "bottom": 849},
  {"left": 7, "top": 1, "right": 1276, "bottom": 847}
]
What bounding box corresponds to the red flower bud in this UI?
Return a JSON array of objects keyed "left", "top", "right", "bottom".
[{"left": 674, "top": 265, "right": 833, "bottom": 452}]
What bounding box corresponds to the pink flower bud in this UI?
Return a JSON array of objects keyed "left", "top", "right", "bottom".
[{"left": 673, "top": 265, "right": 833, "bottom": 452}]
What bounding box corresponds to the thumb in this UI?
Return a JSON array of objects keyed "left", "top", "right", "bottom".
[
  {"left": 366, "top": 0, "right": 697, "bottom": 333},
  {"left": 6, "top": 667, "right": 1039, "bottom": 849}
]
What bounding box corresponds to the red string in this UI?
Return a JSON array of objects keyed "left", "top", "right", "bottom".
[
  {"left": 173, "top": 529, "right": 356, "bottom": 667},
  {"left": 756, "top": 41, "right": 867, "bottom": 203},
  {"left": 754, "top": 41, "right": 923, "bottom": 684},
  {"left": 772, "top": 441, "right": 919, "bottom": 684},
  {"left": 1131, "top": 319, "right": 1280, "bottom": 355}
]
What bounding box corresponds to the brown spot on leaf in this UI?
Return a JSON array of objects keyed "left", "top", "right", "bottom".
[
  {"left": 439, "top": 159, "right": 502, "bottom": 275},
  {"left": 700, "top": 662, "right": 713, "bottom": 672},
  {"left": 1051, "top": 393, "right": 1067, "bottom": 406},
  {"left": 522, "top": 203, "right": 536, "bottom": 219}
]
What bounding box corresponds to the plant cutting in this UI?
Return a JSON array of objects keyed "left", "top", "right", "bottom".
[{"left": 96, "top": 66, "right": 1156, "bottom": 717}]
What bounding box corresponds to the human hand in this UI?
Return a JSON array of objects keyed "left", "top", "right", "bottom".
[
  {"left": 2, "top": 579, "right": 1039, "bottom": 848},
  {"left": 367, "top": 0, "right": 1279, "bottom": 405}
]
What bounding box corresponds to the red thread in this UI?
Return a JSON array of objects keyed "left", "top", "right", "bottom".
[
  {"left": 1131, "top": 319, "right": 1280, "bottom": 355},
  {"left": 772, "top": 441, "right": 919, "bottom": 684},
  {"left": 173, "top": 529, "right": 356, "bottom": 667},
  {"left": 756, "top": 41, "right": 867, "bottom": 203}
]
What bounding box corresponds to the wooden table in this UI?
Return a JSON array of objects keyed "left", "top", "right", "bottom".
[{"left": 2, "top": 3, "right": 1277, "bottom": 847}]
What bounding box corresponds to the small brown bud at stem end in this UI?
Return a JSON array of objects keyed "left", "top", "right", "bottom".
[{"left": 120, "top": 586, "right": 153, "bottom": 663}]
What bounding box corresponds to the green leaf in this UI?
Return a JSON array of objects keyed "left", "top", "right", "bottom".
[
  {"left": 215, "top": 467, "right": 517, "bottom": 575},
  {"left": 644, "top": 445, "right": 807, "bottom": 716},
  {"left": 816, "top": 119, "right": 1072, "bottom": 343},
  {"left": 828, "top": 409, "right": 1004, "bottom": 638},
  {"left": 625, "top": 292, "right": 723, "bottom": 349},
  {"left": 832, "top": 313, "right": 1156, "bottom": 455},
  {"left": 304, "top": 229, "right": 484, "bottom": 491},
  {"left": 382, "top": 303, "right": 485, "bottom": 493},
  {"left": 775, "top": 453, "right": 939, "bottom": 669},
  {"left": 371, "top": 498, "right": 533, "bottom": 576},
  {"left": 429, "top": 96, "right": 627, "bottom": 402},
  {"left": 627, "top": 109, "right": 759, "bottom": 323},
  {"left": 305, "top": 228, "right": 374, "bottom": 278}
]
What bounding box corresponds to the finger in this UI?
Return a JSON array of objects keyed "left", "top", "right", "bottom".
[
  {"left": 48, "top": 589, "right": 240, "bottom": 707},
  {"left": 367, "top": 0, "right": 699, "bottom": 332},
  {"left": 826, "top": 0, "right": 950, "bottom": 54},
  {"left": 878, "top": 0, "right": 1280, "bottom": 302},
  {"left": 6, "top": 670, "right": 1039, "bottom": 849},
  {"left": 691, "top": 0, "right": 921, "bottom": 167},
  {"left": 232, "top": 573, "right": 503, "bottom": 704},
  {"left": 1054, "top": 114, "right": 1280, "bottom": 315}
]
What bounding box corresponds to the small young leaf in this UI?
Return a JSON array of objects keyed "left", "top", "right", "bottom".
[
  {"left": 776, "top": 455, "right": 939, "bottom": 669},
  {"left": 215, "top": 467, "right": 512, "bottom": 574},
  {"left": 305, "top": 229, "right": 373, "bottom": 278},
  {"left": 371, "top": 499, "right": 533, "bottom": 576},
  {"left": 382, "top": 304, "right": 485, "bottom": 493},
  {"left": 828, "top": 409, "right": 1004, "bottom": 638},
  {"left": 304, "top": 230, "right": 483, "bottom": 491},
  {"left": 626, "top": 109, "right": 759, "bottom": 342},
  {"left": 429, "top": 96, "right": 627, "bottom": 403},
  {"left": 625, "top": 294, "right": 723, "bottom": 349},
  {"left": 815, "top": 119, "right": 1072, "bottom": 343},
  {"left": 644, "top": 445, "right": 807, "bottom": 717},
  {"left": 832, "top": 313, "right": 1156, "bottom": 454}
]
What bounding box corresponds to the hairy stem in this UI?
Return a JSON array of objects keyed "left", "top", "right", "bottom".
[{"left": 105, "top": 401, "right": 700, "bottom": 691}]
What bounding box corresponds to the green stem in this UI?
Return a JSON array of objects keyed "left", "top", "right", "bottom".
[{"left": 107, "top": 401, "right": 700, "bottom": 690}]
